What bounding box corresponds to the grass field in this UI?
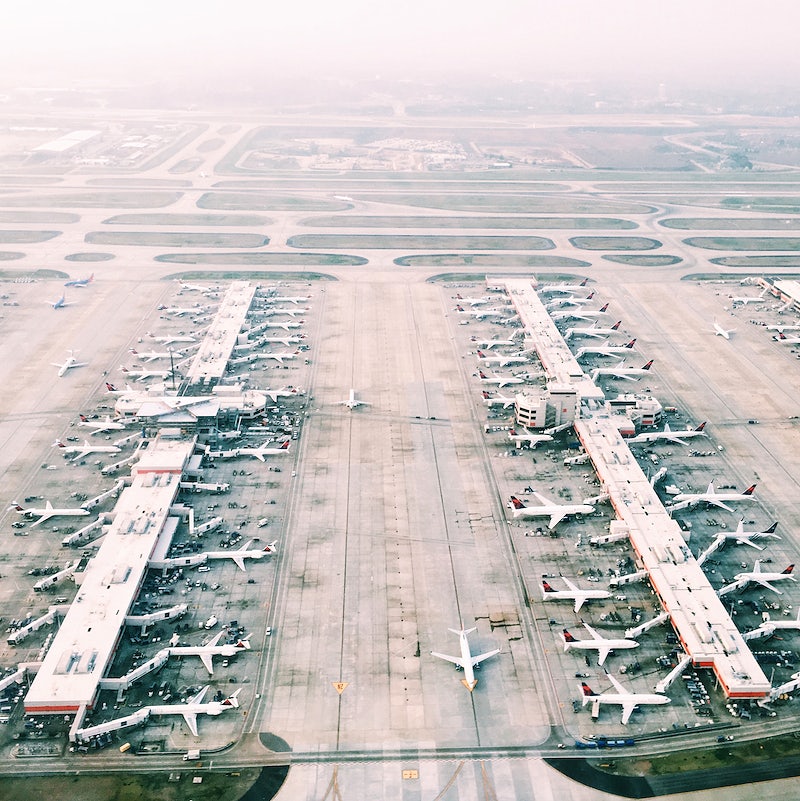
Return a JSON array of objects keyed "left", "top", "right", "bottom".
[
  {"left": 85, "top": 232, "right": 270, "bottom": 248},
  {"left": 570, "top": 236, "right": 661, "bottom": 251},
  {"left": 395, "top": 254, "right": 590, "bottom": 267},
  {"left": 685, "top": 237, "right": 800, "bottom": 251},
  {"left": 602, "top": 254, "right": 681, "bottom": 265},
  {"left": 300, "top": 215, "right": 637, "bottom": 230},
  {"left": 288, "top": 234, "right": 555, "bottom": 250},
  {"left": 361, "top": 194, "right": 652, "bottom": 214},
  {"left": 660, "top": 218, "right": 800, "bottom": 231},
  {"left": 0, "top": 192, "right": 182, "bottom": 208},
  {"left": 155, "top": 253, "right": 365, "bottom": 266},
  {"left": 0, "top": 230, "right": 60, "bottom": 243},
  {"left": 198, "top": 192, "right": 347, "bottom": 212},
  {"left": 103, "top": 213, "right": 272, "bottom": 226}
]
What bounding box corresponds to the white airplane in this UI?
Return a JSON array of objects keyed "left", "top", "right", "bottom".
[
  {"left": 157, "top": 305, "right": 208, "bottom": 317},
  {"left": 551, "top": 303, "right": 610, "bottom": 322},
  {"left": 745, "top": 609, "right": 800, "bottom": 641},
  {"left": 129, "top": 348, "right": 182, "bottom": 362},
  {"left": 255, "top": 351, "right": 298, "bottom": 365},
  {"left": 336, "top": 389, "right": 370, "bottom": 409},
  {"left": 774, "top": 332, "right": 800, "bottom": 344},
  {"left": 206, "top": 539, "right": 277, "bottom": 571},
  {"left": 237, "top": 335, "right": 302, "bottom": 350},
  {"left": 53, "top": 350, "right": 87, "bottom": 377},
  {"left": 147, "top": 685, "right": 241, "bottom": 737},
  {"left": 477, "top": 349, "right": 529, "bottom": 366},
  {"left": 575, "top": 339, "right": 636, "bottom": 359},
  {"left": 170, "top": 630, "right": 251, "bottom": 674},
  {"left": 541, "top": 577, "right": 611, "bottom": 613},
  {"left": 149, "top": 334, "right": 197, "bottom": 346},
  {"left": 766, "top": 324, "right": 800, "bottom": 333},
  {"left": 697, "top": 520, "right": 779, "bottom": 565},
  {"left": 546, "top": 291, "right": 595, "bottom": 309},
  {"left": 731, "top": 288, "right": 767, "bottom": 305},
  {"left": 10, "top": 500, "right": 90, "bottom": 527},
  {"left": 564, "top": 320, "right": 622, "bottom": 340},
  {"left": 507, "top": 428, "right": 553, "bottom": 448},
  {"left": 456, "top": 305, "right": 507, "bottom": 320},
  {"left": 179, "top": 281, "right": 220, "bottom": 293},
  {"left": 430, "top": 626, "right": 500, "bottom": 691},
  {"left": 53, "top": 439, "right": 121, "bottom": 461},
  {"left": 236, "top": 440, "right": 290, "bottom": 461},
  {"left": 719, "top": 560, "right": 796, "bottom": 596},
  {"left": 509, "top": 493, "right": 595, "bottom": 529},
  {"left": 77, "top": 414, "right": 127, "bottom": 434},
  {"left": 263, "top": 387, "right": 301, "bottom": 403},
  {"left": 538, "top": 278, "right": 589, "bottom": 295},
  {"left": 261, "top": 295, "right": 310, "bottom": 305},
  {"left": 259, "top": 320, "right": 302, "bottom": 331},
  {"left": 580, "top": 673, "right": 669, "bottom": 725},
  {"left": 591, "top": 360, "right": 654, "bottom": 382},
  {"left": 64, "top": 273, "right": 94, "bottom": 288},
  {"left": 628, "top": 421, "right": 707, "bottom": 445},
  {"left": 470, "top": 335, "right": 520, "bottom": 349},
  {"left": 562, "top": 623, "right": 639, "bottom": 666},
  {"left": 481, "top": 390, "right": 516, "bottom": 409},
  {"left": 119, "top": 366, "right": 172, "bottom": 382},
  {"left": 478, "top": 370, "right": 524, "bottom": 389},
  {"left": 46, "top": 293, "right": 74, "bottom": 310},
  {"left": 713, "top": 321, "right": 735, "bottom": 339},
  {"left": 667, "top": 482, "right": 757, "bottom": 513},
  {"left": 455, "top": 293, "right": 494, "bottom": 306}
]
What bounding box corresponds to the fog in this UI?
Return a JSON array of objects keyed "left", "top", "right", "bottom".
[{"left": 2, "top": 0, "right": 799, "bottom": 94}]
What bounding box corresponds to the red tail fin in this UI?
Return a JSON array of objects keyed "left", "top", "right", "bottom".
[
  {"left": 783, "top": 565, "right": 794, "bottom": 575},
  {"left": 580, "top": 278, "right": 588, "bottom": 286},
  {"left": 599, "top": 303, "right": 609, "bottom": 312},
  {"left": 743, "top": 484, "right": 757, "bottom": 496},
  {"left": 542, "top": 580, "right": 555, "bottom": 593},
  {"left": 585, "top": 291, "right": 594, "bottom": 300},
  {"left": 79, "top": 414, "right": 88, "bottom": 422},
  {"left": 510, "top": 496, "right": 525, "bottom": 509},
  {"left": 105, "top": 382, "right": 117, "bottom": 392},
  {"left": 581, "top": 682, "right": 596, "bottom": 697},
  {"left": 280, "top": 441, "right": 290, "bottom": 450},
  {"left": 478, "top": 370, "right": 488, "bottom": 379},
  {"left": 611, "top": 320, "right": 622, "bottom": 330},
  {"left": 642, "top": 360, "right": 654, "bottom": 370},
  {"left": 563, "top": 629, "right": 577, "bottom": 642},
  {"left": 696, "top": 422, "right": 706, "bottom": 432},
  {"left": 625, "top": 339, "right": 636, "bottom": 348}
]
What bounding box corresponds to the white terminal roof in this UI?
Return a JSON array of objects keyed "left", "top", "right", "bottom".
[
  {"left": 114, "top": 389, "right": 268, "bottom": 422},
  {"left": 773, "top": 279, "right": 800, "bottom": 309},
  {"left": 186, "top": 281, "right": 257, "bottom": 385},
  {"left": 24, "top": 433, "right": 196, "bottom": 714},
  {"left": 501, "top": 277, "right": 770, "bottom": 698},
  {"left": 33, "top": 129, "right": 101, "bottom": 153}
]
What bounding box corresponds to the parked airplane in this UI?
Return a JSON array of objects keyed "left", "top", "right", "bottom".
[
  {"left": 562, "top": 623, "right": 639, "bottom": 666},
  {"left": 580, "top": 673, "right": 669, "bottom": 724},
  {"left": 147, "top": 685, "right": 241, "bottom": 737},
  {"left": 551, "top": 303, "right": 610, "bottom": 322},
  {"left": 713, "top": 321, "right": 735, "bottom": 339},
  {"left": 261, "top": 294, "right": 310, "bottom": 305},
  {"left": 774, "top": 332, "right": 800, "bottom": 344},
  {"left": 697, "top": 521, "right": 779, "bottom": 565},
  {"left": 590, "top": 360, "right": 654, "bottom": 382},
  {"left": 129, "top": 348, "right": 182, "bottom": 362},
  {"left": 179, "top": 281, "right": 220, "bottom": 293},
  {"left": 455, "top": 294, "right": 494, "bottom": 305},
  {"left": 667, "top": 482, "right": 756, "bottom": 513},
  {"left": 430, "top": 626, "right": 500, "bottom": 691},
  {"left": 478, "top": 370, "right": 524, "bottom": 389},
  {"left": 477, "top": 349, "right": 529, "bottom": 366},
  {"left": 546, "top": 291, "right": 595, "bottom": 309},
  {"left": 170, "top": 630, "right": 251, "bottom": 674},
  {"left": 470, "top": 335, "right": 521, "bottom": 349},
  {"left": 731, "top": 288, "right": 767, "bottom": 305},
  {"left": 119, "top": 366, "right": 172, "bottom": 382},
  {"left": 337, "top": 389, "right": 370, "bottom": 409},
  {"left": 263, "top": 387, "right": 301, "bottom": 403},
  {"left": 157, "top": 305, "right": 208, "bottom": 317},
  {"left": 564, "top": 321, "right": 622, "bottom": 340},
  {"left": 541, "top": 577, "right": 611, "bottom": 613},
  {"left": 628, "top": 421, "right": 707, "bottom": 445},
  {"left": 64, "top": 273, "right": 94, "bottom": 288},
  {"left": 236, "top": 440, "right": 290, "bottom": 461},
  {"left": 719, "top": 561, "right": 796, "bottom": 596},
  {"left": 456, "top": 305, "right": 507, "bottom": 320},
  {"left": 260, "top": 306, "right": 309, "bottom": 317},
  {"left": 149, "top": 334, "right": 197, "bottom": 346},
  {"left": 538, "top": 278, "right": 589, "bottom": 295},
  {"left": 481, "top": 390, "right": 517, "bottom": 409},
  {"left": 54, "top": 439, "right": 121, "bottom": 461},
  {"left": 510, "top": 493, "right": 595, "bottom": 529},
  {"left": 47, "top": 293, "right": 74, "bottom": 310},
  {"left": 78, "top": 414, "right": 126, "bottom": 434},
  {"left": 53, "top": 350, "right": 87, "bottom": 377},
  {"left": 507, "top": 428, "right": 554, "bottom": 448},
  {"left": 744, "top": 609, "right": 800, "bottom": 641},
  {"left": 575, "top": 340, "right": 636, "bottom": 359},
  {"left": 206, "top": 540, "right": 277, "bottom": 571},
  {"left": 10, "top": 500, "right": 90, "bottom": 527},
  {"left": 237, "top": 335, "right": 303, "bottom": 350},
  {"left": 255, "top": 351, "right": 298, "bottom": 365},
  {"left": 766, "top": 324, "right": 800, "bottom": 333},
  {"left": 260, "top": 320, "right": 302, "bottom": 331}
]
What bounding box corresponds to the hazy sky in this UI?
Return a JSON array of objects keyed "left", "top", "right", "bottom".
[{"left": 2, "top": 1, "right": 799, "bottom": 88}]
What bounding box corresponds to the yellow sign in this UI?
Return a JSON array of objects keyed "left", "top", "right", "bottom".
[{"left": 332, "top": 682, "right": 349, "bottom": 694}]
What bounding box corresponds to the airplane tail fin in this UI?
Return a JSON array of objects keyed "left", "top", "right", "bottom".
[
  {"left": 542, "top": 580, "right": 555, "bottom": 595},
  {"left": 105, "top": 382, "right": 117, "bottom": 392},
  {"left": 611, "top": 320, "right": 622, "bottom": 330},
  {"left": 509, "top": 496, "right": 526, "bottom": 510},
  {"left": 598, "top": 303, "right": 609, "bottom": 312},
  {"left": 764, "top": 522, "right": 779, "bottom": 535},
  {"left": 79, "top": 414, "right": 88, "bottom": 422},
  {"left": 580, "top": 683, "right": 596, "bottom": 702},
  {"left": 696, "top": 422, "right": 707, "bottom": 432},
  {"left": 642, "top": 360, "right": 654, "bottom": 371},
  {"left": 743, "top": 484, "right": 757, "bottom": 496},
  {"left": 279, "top": 440, "right": 290, "bottom": 450},
  {"left": 222, "top": 688, "right": 242, "bottom": 708},
  {"left": 783, "top": 565, "right": 795, "bottom": 575},
  {"left": 562, "top": 629, "right": 577, "bottom": 646},
  {"left": 625, "top": 339, "right": 636, "bottom": 348}
]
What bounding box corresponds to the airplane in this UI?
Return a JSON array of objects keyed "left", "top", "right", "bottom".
[
  {"left": 179, "top": 281, "right": 220, "bottom": 293},
  {"left": 149, "top": 334, "right": 197, "bottom": 346},
  {"left": 255, "top": 351, "right": 298, "bottom": 365},
  {"left": 731, "top": 287, "right": 767, "bottom": 305},
  {"left": 546, "top": 291, "right": 595, "bottom": 309},
  {"left": 261, "top": 294, "right": 310, "bottom": 305},
  {"left": 157, "top": 305, "right": 209, "bottom": 317},
  {"left": 562, "top": 623, "right": 639, "bottom": 666},
  {"left": 477, "top": 349, "right": 529, "bottom": 367},
  {"left": 205, "top": 539, "right": 278, "bottom": 571},
  {"left": 509, "top": 493, "right": 596, "bottom": 529},
  {"left": 169, "top": 630, "right": 251, "bottom": 674},
  {"left": 590, "top": 360, "right": 654, "bottom": 382},
  {"left": 478, "top": 370, "right": 524, "bottom": 389},
  {"left": 77, "top": 414, "right": 127, "bottom": 434},
  {"left": 667, "top": 482, "right": 757, "bottom": 513},
  {"left": 470, "top": 334, "right": 521, "bottom": 349},
  {"left": 454, "top": 294, "right": 493, "bottom": 306},
  {"left": 744, "top": 608, "right": 800, "bottom": 641},
  {"left": 574, "top": 340, "right": 636, "bottom": 359},
  {"left": 336, "top": 389, "right": 370, "bottom": 409},
  {"left": 697, "top": 521, "right": 779, "bottom": 565},
  {"left": 628, "top": 421, "right": 707, "bottom": 446},
  {"left": 481, "top": 390, "right": 517, "bottom": 409},
  {"left": 10, "top": 500, "right": 90, "bottom": 527},
  {"left": 53, "top": 439, "right": 121, "bottom": 461},
  {"left": 236, "top": 440, "right": 290, "bottom": 461},
  {"left": 538, "top": 278, "right": 589, "bottom": 295},
  {"left": 64, "top": 273, "right": 94, "bottom": 288},
  {"left": 129, "top": 348, "right": 182, "bottom": 362},
  {"left": 147, "top": 685, "right": 241, "bottom": 737},
  {"left": 52, "top": 350, "right": 87, "bottom": 377},
  {"left": 564, "top": 320, "right": 622, "bottom": 340},
  {"left": 551, "top": 303, "right": 610, "bottom": 322},
  {"left": 766, "top": 324, "right": 800, "bottom": 333},
  {"left": 235, "top": 335, "right": 302, "bottom": 350},
  {"left": 119, "top": 366, "right": 172, "bottom": 382},
  {"left": 774, "top": 332, "right": 800, "bottom": 344},
  {"left": 541, "top": 577, "right": 611, "bottom": 613},
  {"left": 430, "top": 626, "right": 500, "bottom": 691},
  {"left": 259, "top": 320, "right": 302, "bottom": 331},
  {"left": 713, "top": 321, "right": 735, "bottom": 339},
  {"left": 47, "top": 293, "right": 74, "bottom": 310},
  {"left": 456, "top": 305, "right": 507, "bottom": 320},
  {"left": 263, "top": 387, "right": 301, "bottom": 403},
  {"left": 507, "top": 428, "right": 554, "bottom": 448},
  {"left": 719, "top": 561, "right": 796, "bottom": 596},
  {"left": 580, "top": 673, "right": 669, "bottom": 725}
]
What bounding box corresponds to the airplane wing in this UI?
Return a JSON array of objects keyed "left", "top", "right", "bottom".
[
  {"left": 706, "top": 499, "right": 734, "bottom": 513},
  {"left": 182, "top": 711, "right": 199, "bottom": 737},
  {"left": 231, "top": 541, "right": 253, "bottom": 571},
  {"left": 200, "top": 654, "right": 214, "bottom": 675},
  {"left": 471, "top": 648, "right": 500, "bottom": 667},
  {"left": 561, "top": 576, "right": 578, "bottom": 592},
  {"left": 31, "top": 501, "right": 55, "bottom": 527},
  {"left": 573, "top": 597, "right": 586, "bottom": 614},
  {"left": 431, "top": 651, "right": 465, "bottom": 669},
  {"left": 582, "top": 622, "right": 601, "bottom": 640},
  {"left": 620, "top": 701, "right": 636, "bottom": 725},
  {"left": 606, "top": 673, "right": 626, "bottom": 694},
  {"left": 750, "top": 577, "right": 783, "bottom": 595}
]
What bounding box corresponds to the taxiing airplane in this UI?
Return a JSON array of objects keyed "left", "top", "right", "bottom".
[
  {"left": 562, "top": 623, "right": 639, "bottom": 666},
  {"left": 477, "top": 349, "right": 529, "bottom": 367},
  {"left": 53, "top": 439, "right": 121, "bottom": 461},
  {"left": 179, "top": 281, "right": 220, "bottom": 293},
  {"left": 10, "top": 500, "right": 90, "bottom": 527},
  {"left": 507, "top": 429, "right": 553, "bottom": 448},
  {"left": 713, "top": 321, "right": 735, "bottom": 339},
  {"left": 47, "top": 293, "right": 74, "bottom": 310},
  {"left": 478, "top": 370, "right": 524, "bottom": 389},
  {"left": 236, "top": 440, "right": 290, "bottom": 461},
  {"left": 580, "top": 673, "right": 669, "bottom": 724},
  {"left": 628, "top": 421, "right": 707, "bottom": 446},
  {"left": 170, "top": 630, "right": 251, "bottom": 674},
  {"left": 564, "top": 320, "right": 622, "bottom": 340},
  {"left": 205, "top": 540, "right": 277, "bottom": 571},
  {"left": 510, "top": 493, "right": 595, "bottom": 529},
  {"left": 431, "top": 626, "right": 500, "bottom": 691},
  {"left": 667, "top": 482, "right": 757, "bottom": 513},
  {"left": 590, "top": 360, "right": 653, "bottom": 382},
  {"left": 78, "top": 414, "right": 127, "bottom": 434},
  {"left": 147, "top": 685, "right": 241, "bottom": 737},
  {"left": 64, "top": 273, "right": 94, "bottom": 288},
  {"left": 53, "top": 350, "right": 87, "bottom": 377},
  {"left": 575, "top": 340, "right": 636, "bottom": 359},
  {"left": 541, "top": 577, "right": 611, "bottom": 613},
  {"left": 719, "top": 561, "right": 796, "bottom": 596},
  {"left": 481, "top": 390, "right": 516, "bottom": 409},
  {"left": 337, "top": 389, "right": 370, "bottom": 409}
]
